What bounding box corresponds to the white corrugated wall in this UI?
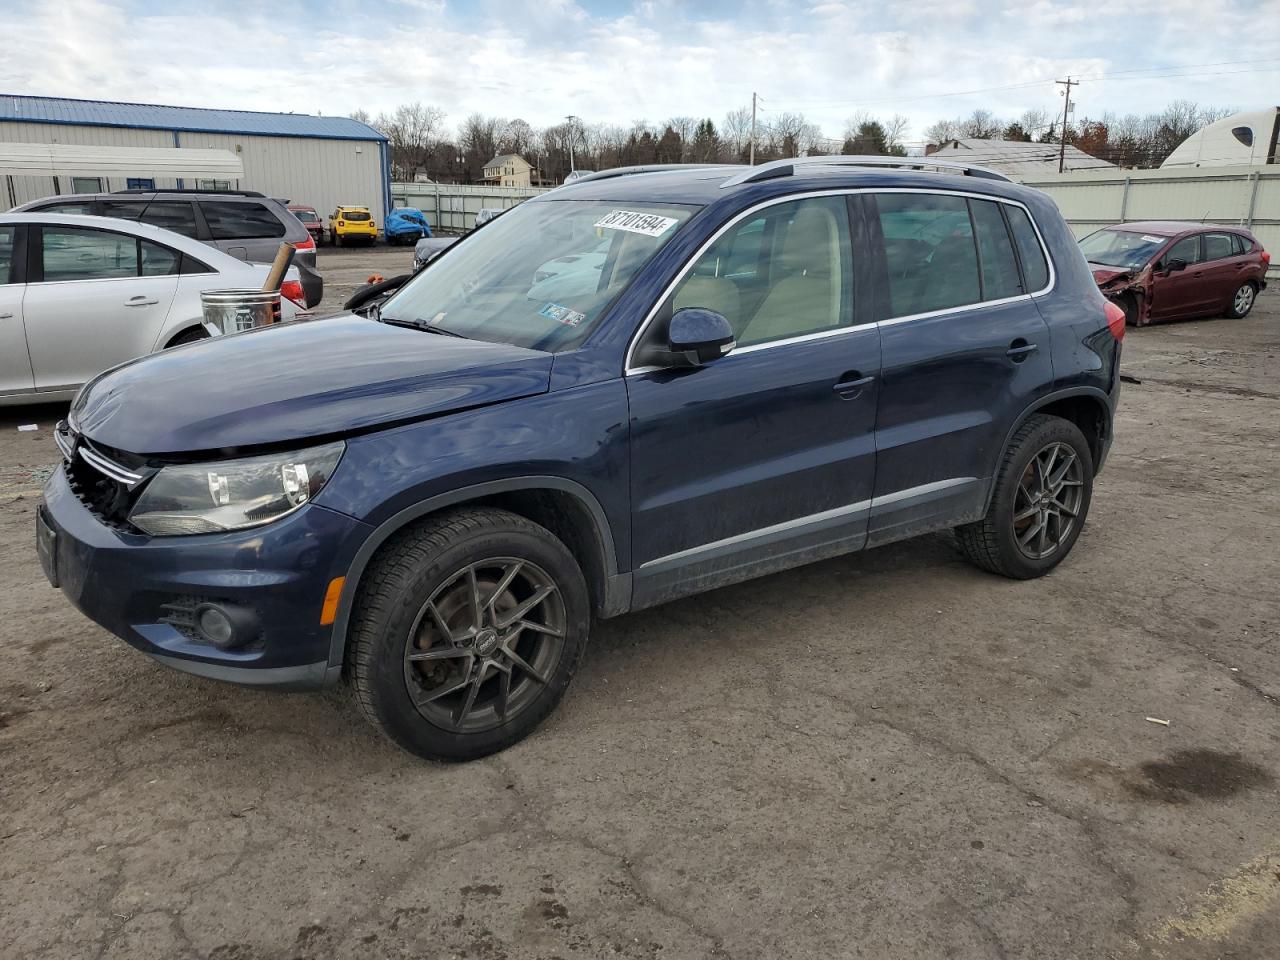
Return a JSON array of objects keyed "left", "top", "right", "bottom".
[
  {"left": 1018, "top": 164, "right": 1279, "bottom": 277},
  {"left": 1, "top": 120, "right": 385, "bottom": 222}
]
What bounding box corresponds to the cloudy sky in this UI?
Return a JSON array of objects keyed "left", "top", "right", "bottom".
[{"left": 3, "top": 0, "right": 1276, "bottom": 143}]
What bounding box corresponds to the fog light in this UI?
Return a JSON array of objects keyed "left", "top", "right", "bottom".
[
  {"left": 192, "top": 602, "right": 258, "bottom": 650},
  {"left": 196, "top": 605, "right": 233, "bottom": 646}
]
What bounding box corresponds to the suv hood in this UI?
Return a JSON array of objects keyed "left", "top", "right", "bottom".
[{"left": 71, "top": 314, "right": 553, "bottom": 454}]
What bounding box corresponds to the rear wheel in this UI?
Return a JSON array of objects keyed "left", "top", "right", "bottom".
[
  {"left": 347, "top": 508, "right": 590, "bottom": 762},
  {"left": 166, "top": 326, "right": 210, "bottom": 347},
  {"left": 1225, "top": 282, "right": 1257, "bottom": 319},
  {"left": 955, "top": 414, "right": 1094, "bottom": 579}
]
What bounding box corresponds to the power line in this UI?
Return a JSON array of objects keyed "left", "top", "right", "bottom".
[{"left": 779, "top": 58, "right": 1280, "bottom": 108}]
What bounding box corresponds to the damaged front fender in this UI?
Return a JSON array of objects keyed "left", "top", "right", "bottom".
[{"left": 1095, "top": 263, "right": 1155, "bottom": 326}]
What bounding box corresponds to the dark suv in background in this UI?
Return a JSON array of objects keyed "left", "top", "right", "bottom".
[
  {"left": 38, "top": 157, "right": 1123, "bottom": 763},
  {"left": 14, "top": 189, "right": 322, "bottom": 307}
]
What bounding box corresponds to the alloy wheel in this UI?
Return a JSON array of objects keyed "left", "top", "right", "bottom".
[
  {"left": 1234, "top": 284, "right": 1255, "bottom": 316},
  {"left": 402, "top": 558, "right": 566, "bottom": 733},
  {"left": 1012, "top": 442, "right": 1085, "bottom": 560}
]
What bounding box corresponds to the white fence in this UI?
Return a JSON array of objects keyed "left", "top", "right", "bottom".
[
  {"left": 391, "top": 181, "right": 550, "bottom": 233},
  {"left": 1017, "top": 164, "right": 1279, "bottom": 277}
]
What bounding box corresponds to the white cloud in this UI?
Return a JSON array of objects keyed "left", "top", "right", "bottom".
[{"left": 0, "top": 0, "right": 1274, "bottom": 146}]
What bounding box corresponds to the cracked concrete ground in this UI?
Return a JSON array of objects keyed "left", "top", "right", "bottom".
[{"left": 1, "top": 289, "right": 1278, "bottom": 960}]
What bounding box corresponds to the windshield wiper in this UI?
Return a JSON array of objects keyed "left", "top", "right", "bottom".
[{"left": 378, "top": 315, "right": 466, "bottom": 338}]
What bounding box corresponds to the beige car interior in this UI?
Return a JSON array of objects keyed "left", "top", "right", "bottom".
[{"left": 671, "top": 200, "right": 846, "bottom": 349}]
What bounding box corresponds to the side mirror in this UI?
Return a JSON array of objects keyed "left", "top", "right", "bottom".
[
  {"left": 667, "top": 307, "right": 736, "bottom": 367},
  {"left": 1165, "top": 258, "right": 1187, "bottom": 274}
]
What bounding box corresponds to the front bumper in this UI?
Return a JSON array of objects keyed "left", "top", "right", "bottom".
[{"left": 40, "top": 465, "right": 370, "bottom": 690}]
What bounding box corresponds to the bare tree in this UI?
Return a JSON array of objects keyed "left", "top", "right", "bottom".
[
  {"left": 722, "top": 106, "right": 753, "bottom": 161},
  {"left": 375, "top": 102, "right": 447, "bottom": 180},
  {"left": 923, "top": 118, "right": 959, "bottom": 146}
]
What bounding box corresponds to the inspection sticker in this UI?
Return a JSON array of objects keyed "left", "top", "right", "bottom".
[
  {"left": 539, "top": 302, "right": 586, "bottom": 326},
  {"left": 1141, "top": 235, "right": 1165, "bottom": 243},
  {"left": 594, "top": 210, "right": 678, "bottom": 237}
]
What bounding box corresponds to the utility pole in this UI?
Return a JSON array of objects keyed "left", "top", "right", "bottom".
[
  {"left": 1055, "top": 77, "right": 1074, "bottom": 174},
  {"left": 749, "top": 92, "right": 757, "bottom": 166},
  {"left": 565, "top": 115, "right": 579, "bottom": 174}
]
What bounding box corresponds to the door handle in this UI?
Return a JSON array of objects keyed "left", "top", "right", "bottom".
[
  {"left": 125, "top": 296, "right": 159, "bottom": 307},
  {"left": 833, "top": 372, "right": 875, "bottom": 398},
  {"left": 1006, "top": 340, "right": 1038, "bottom": 362},
  {"left": 0, "top": 312, "right": 13, "bottom": 319}
]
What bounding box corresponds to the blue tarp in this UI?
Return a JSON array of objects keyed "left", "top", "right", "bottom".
[{"left": 385, "top": 208, "right": 432, "bottom": 240}]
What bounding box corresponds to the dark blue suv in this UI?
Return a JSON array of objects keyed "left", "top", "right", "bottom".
[{"left": 37, "top": 158, "right": 1123, "bottom": 761}]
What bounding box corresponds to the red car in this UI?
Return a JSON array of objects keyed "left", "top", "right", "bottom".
[
  {"left": 287, "top": 205, "right": 326, "bottom": 246},
  {"left": 1080, "top": 221, "right": 1269, "bottom": 326}
]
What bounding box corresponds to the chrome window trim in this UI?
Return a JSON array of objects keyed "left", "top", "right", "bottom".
[
  {"left": 637, "top": 476, "right": 977, "bottom": 571},
  {"left": 623, "top": 187, "right": 1056, "bottom": 376},
  {"left": 79, "top": 445, "right": 143, "bottom": 486}
]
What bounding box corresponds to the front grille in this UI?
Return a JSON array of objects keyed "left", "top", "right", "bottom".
[
  {"left": 56, "top": 421, "right": 149, "bottom": 529},
  {"left": 65, "top": 454, "right": 133, "bottom": 529}
]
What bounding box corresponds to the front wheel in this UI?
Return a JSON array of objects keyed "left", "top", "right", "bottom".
[
  {"left": 1225, "top": 282, "right": 1257, "bottom": 319},
  {"left": 347, "top": 508, "right": 590, "bottom": 762},
  {"left": 955, "top": 414, "right": 1094, "bottom": 579}
]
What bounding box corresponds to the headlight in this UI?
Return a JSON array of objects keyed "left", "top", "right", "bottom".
[{"left": 129, "top": 441, "right": 344, "bottom": 536}]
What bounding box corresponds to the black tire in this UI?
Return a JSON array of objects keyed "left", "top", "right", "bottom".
[
  {"left": 955, "top": 414, "right": 1094, "bottom": 579},
  {"left": 166, "top": 326, "right": 210, "bottom": 347},
  {"left": 334, "top": 233, "right": 343, "bottom": 248},
  {"left": 1112, "top": 292, "right": 1139, "bottom": 327},
  {"left": 346, "top": 507, "right": 590, "bottom": 762},
  {"left": 1224, "top": 281, "right": 1257, "bottom": 319},
  {"left": 343, "top": 273, "right": 411, "bottom": 313}
]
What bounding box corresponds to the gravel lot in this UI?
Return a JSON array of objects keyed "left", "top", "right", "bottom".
[{"left": 1, "top": 271, "right": 1277, "bottom": 960}]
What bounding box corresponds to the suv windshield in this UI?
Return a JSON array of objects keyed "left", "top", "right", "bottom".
[
  {"left": 343, "top": 210, "right": 371, "bottom": 222},
  {"left": 1079, "top": 229, "right": 1167, "bottom": 270},
  {"left": 381, "top": 199, "right": 696, "bottom": 351},
  {"left": 294, "top": 210, "right": 319, "bottom": 223}
]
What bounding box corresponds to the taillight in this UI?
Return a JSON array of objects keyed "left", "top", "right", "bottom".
[
  {"left": 337, "top": 220, "right": 345, "bottom": 227},
  {"left": 1262, "top": 250, "right": 1271, "bottom": 266},
  {"left": 1104, "top": 300, "right": 1126, "bottom": 341},
  {"left": 280, "top": 279, "right": 306, "bottom": 307},
  {"left": 293, "top": 235, "right": 315, "bottom": 252}
]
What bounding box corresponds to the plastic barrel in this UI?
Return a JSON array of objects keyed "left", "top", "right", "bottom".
[{"left": 200, "top": 289, "right": 282, "bottom": 335}]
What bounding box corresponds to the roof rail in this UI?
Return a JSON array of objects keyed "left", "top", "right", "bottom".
[
  {"left": 111, "top": 188, "right": 267, "bottom": 197},
  {"left": 720, "top": 155, "right": 1012, "bottom": 188},
  {"left": 565, "top": 164, "right": 739, "bottom": 186}
]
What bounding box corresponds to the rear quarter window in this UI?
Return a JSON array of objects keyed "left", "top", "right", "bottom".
[
  {"left": 1004, "top": 205, "right": 1049, "bottom": 292},
  {"left": 970, "top": 199, "right": 1024, "bottom": 299},
  {"left": 200, "top": 201, "right": 287, "bottom": 240}
]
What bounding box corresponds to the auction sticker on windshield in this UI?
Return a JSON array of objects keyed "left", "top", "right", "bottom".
[{"left": 594, "top": 210, "right": 679, "bottom": 237}]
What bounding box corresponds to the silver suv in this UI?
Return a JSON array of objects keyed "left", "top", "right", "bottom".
[{"left": 14, "top": 190, "right": 323, "bottom": 307}]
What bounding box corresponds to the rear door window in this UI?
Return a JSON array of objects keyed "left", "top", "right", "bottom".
[
  {"left": 970, "top": 199, "right": 1024, "bottom": 300},
  {"left": 40, "top": 227, "right": 138, "bottom": 281},
  {"left": 140, "top": 240, "right": 181, "bottom": 276},
  {"left": 0, "top": 226, "right": 16, "bottom": 284},
  {"left": 140, "top": 201, "right": 199, "bottom": 239},
  {"left": 100, "top": 199, "right": 150, "bottom": 221},
  {"left": 874, "top": 193, "right": 980, "bottom": 317},
  {"left": 199, "top": 201, "right": 287, "bottom": 240},
  {"left": 1203, "top": 233, "right": 1235, "bottom": 262},
  {"left": 1231, "top": 234, "right": 1247, "bottom": 256}
]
